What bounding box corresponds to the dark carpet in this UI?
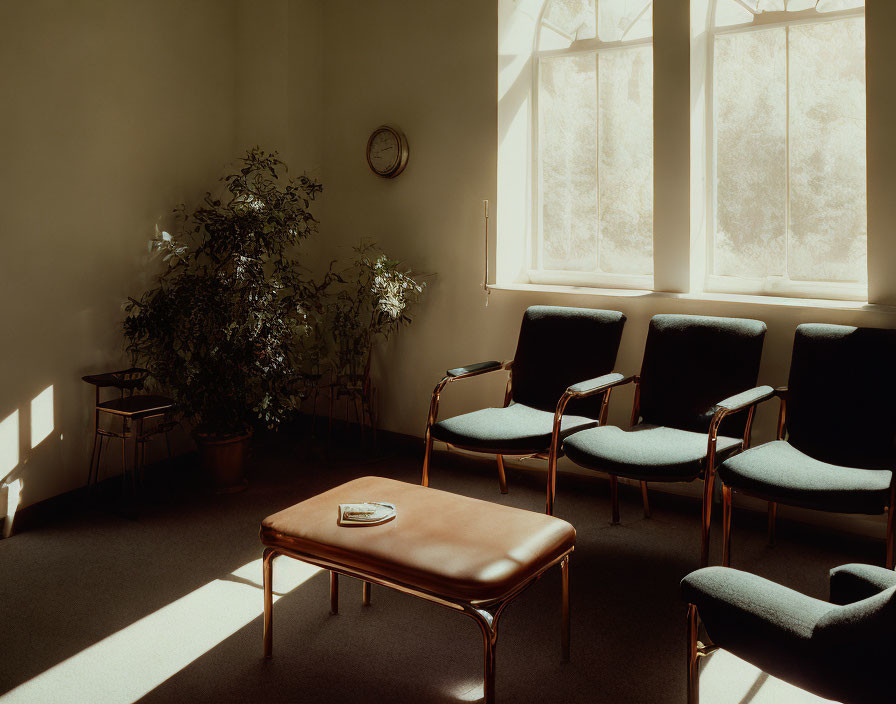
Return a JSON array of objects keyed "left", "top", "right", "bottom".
[{"left": 0, "top": 430, "right": 880, "bottom": 703}]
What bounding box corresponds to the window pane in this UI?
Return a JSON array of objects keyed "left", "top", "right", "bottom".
[
  {"left": 817, "top": 0, "right": 864, "bottom": 12},
  {"left": 598, "top": 0, "right": 652, "bottom": 42},
  {"left": 714, "top": 0, "right": 755, "bottom": 28},
  {"left": 542, "top": 0, "right": 596, "bottom": 48},
  {"left": 598, "top": 45, "right": 653, "bottom": 274},
  {"left": 788, "top": 18, "right": 866, "bottom": 282},
  {"left": 538, "top": 54, "right": 599, "bottom": 271},
  {"left": 713, "top": 28, "right": 787, "bottom": 278}
]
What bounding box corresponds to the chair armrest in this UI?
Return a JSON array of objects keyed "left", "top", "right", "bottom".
[
  {"left": 565, "top": 373, "right": 633, "bottom": 398},
  {"left": 829, "top": 563, "right": 896, "bottom": 605},
  {"left": 682, "top": 566, "right": 833, "bottom": 656},
  {"left": 446, "top": 360, "right": 510, "bottom": 379},
  {"left": 715, "top": 385, "right": 776, "bottom": 416}
]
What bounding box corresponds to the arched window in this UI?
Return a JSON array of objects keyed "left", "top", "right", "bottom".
[
  {"left": 531, "top": 0, "right": 654, "bottom": 289},
  {"left": 706, "top": 0, "right": 866, "bottom": 299}
]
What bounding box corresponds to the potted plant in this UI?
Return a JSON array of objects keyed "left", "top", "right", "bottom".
[
  {"left": 324, "top": 241, "right": 426, "bottom": 432},
  {"left": 124, "top": 147, "right": 323, "bottom": 490}
]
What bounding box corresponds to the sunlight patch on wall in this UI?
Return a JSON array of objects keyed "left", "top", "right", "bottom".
[
  {"left": 0, "top": 557, "right": 322, "bottom": 704},
  {"left": 0, "top": 410, "right": 19, "bottom": 478},
  {"left": 30, "top": 385, "right": 53, "bottom": 449}
]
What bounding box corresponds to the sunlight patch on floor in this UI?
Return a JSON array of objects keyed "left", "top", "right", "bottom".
[
  {"left": 0, "top": 557, "right": 321, "bottom": 704},
  {"left": 700, "top": 649, "right": 836, "bottom": 704}
]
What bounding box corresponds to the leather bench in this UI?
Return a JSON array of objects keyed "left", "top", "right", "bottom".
[{"left": 259, "top": 476, "right": 576, "bottom": 703}]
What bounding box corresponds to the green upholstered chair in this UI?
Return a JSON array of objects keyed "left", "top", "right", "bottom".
[
  {"left": 682, "top": 563, "right": 896, "bottom": 704},
  {"left": 717, "top": 324, "right": 896, "bottom": 569},
  {"left": 421, "top": 305, "right": 626, "bottom": 515},
  {"left": 560, "top": 314, "right": 769, "bottom": 566}
]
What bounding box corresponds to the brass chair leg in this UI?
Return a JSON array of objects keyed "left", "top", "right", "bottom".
[
  {"left": 610, "top": 475, "right": 620, "bottom": 525},
  {"left": 687, "top": 604, "right": 700, "bottom": 704},
  {"left": 263, "top": 548, "right": 275, "bottom": 658},
  {"left": 362, "top": 580, "right": 371, "bottom": 606},
  {"left": 767, "top": 501, "right": 777, "bottom": 547},
  {"left": 561, "top": 555, "right": 570, "bottom": 662},
  {"left": 700, "top": 470, "right": 716, "bottom": 568},
  {"left": 886, "top": 486, "right": 895, "bottom": 569},
  {"left": 421, "top": 430, "right": 433, "bottom": 487},
  {"left": 722, "top": 486, "right": 733, "bottom": 567},
  {"left": 496, "top": 455, "right": 508, "bottom": 494},
  {"left": 640, "top": 481, "right": 651, "bottom": 518},
  {"left": 330, "top": 571, "right": 339, "bottom": 615}
]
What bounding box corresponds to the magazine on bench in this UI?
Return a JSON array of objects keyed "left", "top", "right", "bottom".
[{"left": 337, "top": 502, "right": 396, "bottom": 527}]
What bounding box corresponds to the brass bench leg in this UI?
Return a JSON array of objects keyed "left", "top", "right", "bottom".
[
  {"left": 263, "top": 548, "right": 276, "bottom": 658},
  {"left": 469, "top": 608, "right": 499, "bottom": 704},
  {"left": 330, "top": 572, "right": 339, "bottom": 615},
  {"left": 362, "top": 580, "right": 371, "bottom": 606},
  {"left": 561, "top": 555, "right": 570, "bottom": 662}
]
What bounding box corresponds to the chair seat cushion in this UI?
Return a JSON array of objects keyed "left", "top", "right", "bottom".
[
  {"left": 260, "top": 476, "right": 576, "bottom": 603},
  {"left": 430, "top": 403, "right": 597, "bottom": 455},
  {"left": 718, "top": 440, "right": 892, "bottom": 514},
  {"left": 562, "top": 424, "right": 741, "bottom": 481}
]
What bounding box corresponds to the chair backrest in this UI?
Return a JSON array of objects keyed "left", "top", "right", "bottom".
[
  {"left": 786, "top": 323, "right": 896, "bottom": 469},
  {"left": 815, "top": 585, "right": 896, "bottom": 703},
  {"left": 510, "top": 306, "right": 626, "bottom": 418},
  {"left": 637, "top": 314, "right": 767, "bottom": 435}
]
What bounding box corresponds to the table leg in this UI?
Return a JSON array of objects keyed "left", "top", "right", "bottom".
[
  {"left": 362, "top": 580, "right": 371, "bottom": 606},
  {"left": 263, "top": 548, "right": 275, "bottom": 658},
  {"left": 466, "top": 605, "right": 501, "bottom": 704},
  {"left": 330, "top": 572, "right": 339, "bottom": 615}
]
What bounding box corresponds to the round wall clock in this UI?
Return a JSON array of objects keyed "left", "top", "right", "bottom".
[{"left": 366, "top": 125, "right": 409, "bottom": 178}]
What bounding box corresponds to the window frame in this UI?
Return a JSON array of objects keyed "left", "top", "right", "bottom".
[
  {"left": 528, "top": 1, "right": 655, "bottom": 291},
  {"left": 497, "top": 0, "right": 883, "bottom": 306},
  {"left": 703, "top": 2, "right": 867, "bottom": 301}
]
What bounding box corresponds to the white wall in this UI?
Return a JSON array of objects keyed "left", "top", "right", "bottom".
[
  {"left": 5, "top": 0, "right": 895, "bottom": 544},
  {"left": 0, "top": 0, "right": 239, "bottom": 517},
  {"left": 318, "top": 0, "right": 896, "bottom": 537}
]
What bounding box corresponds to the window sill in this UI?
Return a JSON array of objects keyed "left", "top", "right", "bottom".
[{"left": 488, "top": 282, "right": 896, "bottom": 314}]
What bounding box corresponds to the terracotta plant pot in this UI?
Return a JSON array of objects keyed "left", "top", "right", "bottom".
[{"left": 194, "top": 428, "right": 253, "bottom": 493}]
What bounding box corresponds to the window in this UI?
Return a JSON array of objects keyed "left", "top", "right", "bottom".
[
  {"left": 531, "top": 0, "right": 654, "bottom": 289},
  {"left": 705, "top": 0, "right": 867, "bottom": 300},
  {"left": 498, "top": 0, "right": 877, "bottom": 304}
]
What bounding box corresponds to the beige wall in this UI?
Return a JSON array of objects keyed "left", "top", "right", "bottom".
[
  {"left": 0, "top": 0, "right": 239, "bottom": 516},
  {"left": 4, "top": 0, "right": 895, "bottom": 543},
  {"left": 319, "top": 0, "right": 896, "bottom": 537}
]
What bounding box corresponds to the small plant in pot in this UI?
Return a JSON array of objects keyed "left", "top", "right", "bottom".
[
  {"left": 324, "top": 241, "right": 426, "bottom": 433},
  {"left": 124, "top": 148, "right": 323, "bottom": 490}
]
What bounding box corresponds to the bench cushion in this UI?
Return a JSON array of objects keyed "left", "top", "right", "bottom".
[{"left": 260, "top": 476, "right": 576, "bottom": 603}]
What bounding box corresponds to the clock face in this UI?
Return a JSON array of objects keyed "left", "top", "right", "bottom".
[
  {"left": 369, "top": 130, "right": 400, "bottom": 174},
  {"left": 366, "top": 126, "right": 408, "bottom": 178}
]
